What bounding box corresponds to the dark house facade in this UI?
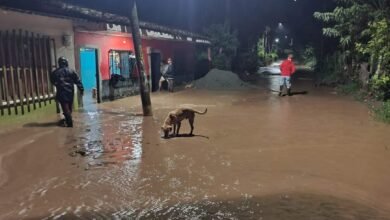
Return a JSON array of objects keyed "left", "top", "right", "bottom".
[
  {"left": 0, "top": 1, "right": 210, "bottom": 116},
  {"left": 74, "top": 22, "right": 210, "bottom": 102}
]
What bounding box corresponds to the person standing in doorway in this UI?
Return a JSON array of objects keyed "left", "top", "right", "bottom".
[
  {"left": 159, "top": 58, "right": 175, "bottom": 92},
  {"left": 279, "top": 54, "right": 296, "bottom": 96},
  {"left": 159, "top": 59, "right": 169, "bottom": 91},
  {"left": 51, "top": 57, "right": 84, "bottom": 127},
  {"left": 165, "top": 58, "right": 175, "bottom": 92}
]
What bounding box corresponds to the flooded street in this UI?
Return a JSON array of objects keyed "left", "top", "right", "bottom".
[{"left": 1, "top": 76, "right": 390, "bottom": 219}]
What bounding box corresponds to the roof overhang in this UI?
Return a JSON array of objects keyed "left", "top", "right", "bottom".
[{"left": 0, "top": 0, "right": 210, "bottom": 43}]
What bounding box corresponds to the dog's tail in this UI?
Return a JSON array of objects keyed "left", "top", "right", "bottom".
[{"left": 194, "top": 108, "right": 207, "bottom": 115}]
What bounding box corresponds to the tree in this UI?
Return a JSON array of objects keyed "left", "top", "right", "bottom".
[
  {"left": 314, "top": 0, "right": 389, "bottom": 90},
  {"left": 314, "top": 0, "right": 388, "bottom": 47},
  {"left": 204, "top": 23, "right": 239, "bottom": 70},
  {"left": 257, "top": 35, "right": 277, "bottom": 66},
  {"left": 357, "top": 19, "right": 390, "bottom": 100},
  {"left": 356, "top": 19, "right": 390, "bottom": 76}
]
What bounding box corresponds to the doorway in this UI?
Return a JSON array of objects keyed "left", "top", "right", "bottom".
[
  {"left": 80, "top": 48, "right": 99, "bottom": 108},
  {"left": 174, "top": 49, "right": 187, "bottom": 77},
  {"left": 150, "top": 52, "right": 161, "bottom": 92}
]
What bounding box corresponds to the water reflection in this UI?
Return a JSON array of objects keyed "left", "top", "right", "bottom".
[
  {"left": 77, "top": 93, "right": 139, "bottom": 160},
  {"left": 267, "top": 75, "right": 282, "bottom": 92},
  {"left": 120, "top": 116, "right": 143, "bottom": 161},
  {"left": 78, "top": 107, "right": 144, "bottom": 169},
  {"left": 79, "top": 91, "right": 104, "bottom": 162},
  {"left": 260, "top": 72, "right": 308, "bottom": 96},
  {"left": 14, "top": 104, "right": 150, "bottom": 219},
  {"left": 31, "top": 193, "right": 390, "bottom": 219},
  {"left": 4, "top": 80, "right": 390, "bottom": 219}
]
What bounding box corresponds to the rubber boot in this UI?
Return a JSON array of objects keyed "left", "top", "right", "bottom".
[
  {"left": 288, "top": 88, "right": 292, "bottom": 96},
  {"left": 58, "top": 119, "right": 66, "bottom": 127},
  {"left": 168, "top": 80, "right": 174, "bottom": 93},
  {"left": 64, "top": 113, "right": 73, "bottom": 128},
  {"left": 278, "top": 86, "right": 283, "bottom": 96}
]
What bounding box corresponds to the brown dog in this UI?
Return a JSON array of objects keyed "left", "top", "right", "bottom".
[{"left": 161, "top": 108, "right": 207, "bottom": 138}]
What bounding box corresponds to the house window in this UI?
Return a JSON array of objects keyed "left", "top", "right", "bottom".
[{"left": 108, "top": 50, "right": 136, "bottom": 78}]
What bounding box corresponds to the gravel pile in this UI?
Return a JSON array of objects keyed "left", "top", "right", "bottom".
[{"left": 194, "top": 69, "right": 253, "bottom": 90}]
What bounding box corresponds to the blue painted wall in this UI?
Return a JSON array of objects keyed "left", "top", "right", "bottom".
[{"left": 80, "top": 48, "right": 97, "bottom": 91}]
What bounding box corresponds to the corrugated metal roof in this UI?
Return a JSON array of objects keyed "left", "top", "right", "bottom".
[
  {"left": 0, "top": 0, "right": 133, "bottom": 16},
  {"left": 0, "top": 0, "right": 209, "bottom": 41}
]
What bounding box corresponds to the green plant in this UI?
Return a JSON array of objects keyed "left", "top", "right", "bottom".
[
  {"left": 212, "top": 54, "right": 230, "bottom": 70},
  {"left": 356, "top": 19, "right": 390, "bottom": 100},
  {"left": 257, "top": 36, "right": 278, "bottom": 66},
  {"left": 370, "top": 74, "right": 390, "bottom": 100},
  {"left": 315, "top": 51, "right": 345, "bottom": 86},
  {"left": 314, "top": 0, "right": 389, "bottom": 83},
  {"left": 356, "top": 19, "right": 390, "bottom": 75},
  {"left": 302, "top": 46, "right": 317, "bottom": 69},
  {"left": 374, "top": 101, "right": 390, "bottom": 124},
  {"left": 314, "top": 0, "right": 388, "bottom": 47},
  {"left": 234, "top": 47, "right": 259, "bottom": 74},
  {"left": 204, "top": 23, "right": 239, "bottom": 70},
  {"left": 339, "top": 81, "right": 360, "bottom": 95},
  {"left": 257, "top": 36, "right": 266, "bottom": 59},
  {"left": 196, "top": 51, "right": 209, "bottom": 61}
]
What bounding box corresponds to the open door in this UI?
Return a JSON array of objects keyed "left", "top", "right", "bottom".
[
  {"left": 150, "top": 52, "right": 161, "bottom": 92},
  {"left": 80, "top": 48, "right": 99, "bottom": 108}
]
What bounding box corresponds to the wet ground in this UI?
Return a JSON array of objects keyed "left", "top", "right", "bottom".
[{"left": 1, "top": 73, "right": 390, "bottom": 219}]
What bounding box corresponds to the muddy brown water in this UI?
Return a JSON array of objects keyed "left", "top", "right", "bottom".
[{"left": 1, "top": 76, "right": 390, "bottom": 219}]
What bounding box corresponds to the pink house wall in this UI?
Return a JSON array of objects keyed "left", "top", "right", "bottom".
[{"left": 74, "top": 31, "right": 197, "bottom": 81}]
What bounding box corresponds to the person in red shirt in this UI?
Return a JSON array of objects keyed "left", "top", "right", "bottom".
[{"left": 279, "top": 54, "right": 296, "bottom": 96}]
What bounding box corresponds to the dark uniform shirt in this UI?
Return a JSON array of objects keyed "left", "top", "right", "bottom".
[
  {"left": 165, "top": 64, "right": 175, "bottom": 79},
  {"left": 50, "top": 67, "right": 84, "bottom": 103}
]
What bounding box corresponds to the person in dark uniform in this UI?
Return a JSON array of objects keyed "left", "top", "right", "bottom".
[
  {"left": 50, "top": 57, "right": 84, "bottom": 127},
  {"left": 159, "top": 60, "right": 169, "bottom": 91},
  {"left": 159, "top": 58, "right": 175, "bottom": 92},
  {"left": 165, "top": 58, "right": 175, "bottom": 92}
]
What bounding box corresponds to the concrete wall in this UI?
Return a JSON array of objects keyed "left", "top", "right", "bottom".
[
  {"left": 75, "top": 30, "right": 199, "bottom": 100},
  {"left": 75, "top": 31, "right": 198, "bottom": 80},
  {"left": 74, "top": 31, "right": 135, "bottom": 81},
  {"left": 0, "top": 9, "right": 75, "bottom": 69}
]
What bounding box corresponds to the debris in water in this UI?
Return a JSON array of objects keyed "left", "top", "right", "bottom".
[
  {"left": 69, "top": 145, "right": 88, "bottom": 157},
  {"left": 75, "top": 149, "right": 87, "bottom": 157}
]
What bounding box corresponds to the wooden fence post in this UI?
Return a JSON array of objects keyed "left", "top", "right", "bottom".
[
  {"left": 37, "top": 35, "right": 47, "bottom": 106},
  {"left": 0, "top": 30, "right": 57, "bottom": 116},
  {"left": 20, "top": 29, "right": 31, "bottom": 113},
  {"left": 0, "top": 31, "right": 10, "bottom": 115},
  {"left": 51, "top": 38, "right": 61, "bottom": 114},
  {"left": 7, "top": 31, "right": 18, "bottom": 115},
  {"left": 44, "top": 37, "right": 53, "bottom": 104},
  {"left": 14, "top": 30, "right": 25, "bottom": 115},
  {"left": 32, "top": 33, "right": 42, "bottom": 108},
  {"left": 27, "top": 31, "right": 37, "bottom": 110},
  {"left": 0, "top": 31, "right": 5, "bottom": 116}
]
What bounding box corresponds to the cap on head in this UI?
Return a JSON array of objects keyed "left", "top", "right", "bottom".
[{"left": 58, "top": 56, "right": 69, "bottom": 67}]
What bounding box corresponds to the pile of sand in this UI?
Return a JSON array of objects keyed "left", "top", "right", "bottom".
[{"left": 193, "top": 69, "right": 253, "bottom": 90}]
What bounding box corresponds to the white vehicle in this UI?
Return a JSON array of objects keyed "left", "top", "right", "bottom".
[{"left": 258, "top": 61, "right": 282, "bottom": 75}]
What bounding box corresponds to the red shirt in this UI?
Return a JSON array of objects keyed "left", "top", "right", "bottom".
[{"left": 280, "top": 59, "right": 296, "bottom": 76}]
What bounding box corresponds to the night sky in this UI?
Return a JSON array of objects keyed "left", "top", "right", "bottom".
[
  {"left": 1, "top": 0, "right": 336, "bottom": 48},
  {"left": 135, "top": 0, "right": 336, "bottom": 48}
]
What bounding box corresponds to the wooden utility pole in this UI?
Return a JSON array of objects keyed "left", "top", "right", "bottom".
[
  {"left": 129, "top": 0, "right": 153, "bottom": 116},
  {"left": 264, "top": 26, "right": 270, "bottom": 55}
]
